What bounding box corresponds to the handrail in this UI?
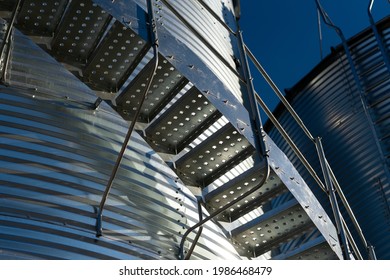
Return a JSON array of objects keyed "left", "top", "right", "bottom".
[
  {"left": 255, "top": 92, "right": 327, "bottom": 193},
  {"left": 178, "top": 161, "right": 270, "bottom": 259},
  {"left": 96, "top": 0, "right": 159, "bottom": 237},
  {"left": 245, "top": 38, "right": 374, "bottom": 259},
  {"left": 317, "top": 8, "right": 324, "bottom": 60},
  {"left": 255, "top": 86, "right": 374, "bottom": 259},
  {"left": 315, "top": 137, "right": 351, "bottom": 259},
  {"left": 368, "top": 0, "right": 390, "bottom": 73},
  {"left": 315, "top": 0, "right": 386, "bottom": 173},
  {"left": 245, "top": 46, "right": 315, "bottom": 142},
  {"left": 341, "top": 217, "right": 363, "bottom": 260},
  {"left": 325, "top": 159, "right": 368, "bottom": 248},
  {"left": 183, "top": 199, "right": 204, "bottom": 260}
]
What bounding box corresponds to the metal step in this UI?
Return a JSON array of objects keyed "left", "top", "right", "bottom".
[
  {"left": 144, "top": 86, "right": 222, "bottom": 153},
  {"left": 51, "top": 0, "right": 112, "bottom": 64},
  {"left": 231, "top": 199, "right": 316, "bottom": 258},
  {"left": 203, "top": 164, "right": 287, "bottom": 222},
  {"left": 115, "top": 53, "right": 188, "bottom": 122},
  {"left": 272, "top": 236, "right": 339, "bottom": 260},
  {"left": 0, "top": 0, "right": 16, "bottom": 12},
  {"left": 174, "top": 122, "right": 255, "bottom": 187},
  {"left": 82, "top": 20, "right": 150, "bottom": 92},
  {"left": 15, "top": 0, "right": 69, "bottom": 36}
]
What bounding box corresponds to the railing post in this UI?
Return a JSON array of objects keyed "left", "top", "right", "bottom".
[
  {"left": 368, "top": 0, "right": 390, "bottom": 73},
  {"left": 315, "top": 137, "right": 352, "bottom": 259}
]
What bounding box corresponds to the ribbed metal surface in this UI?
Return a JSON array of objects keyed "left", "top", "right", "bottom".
[
  {"left": 0, "top": 21, "right": 242, "bottom": 260},
  {"left": 136, "top": 0, "right": 244, "bottom": 102},
  {"left": 265, "top": 17, "right": 390, "bottom": 259},
  {"left": 0, "top": 0, "right": 346, "bottom": 260}
]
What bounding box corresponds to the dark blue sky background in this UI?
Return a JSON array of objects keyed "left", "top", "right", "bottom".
[{"left": 239, "top": 0, "right": 390, "bottom": 115}]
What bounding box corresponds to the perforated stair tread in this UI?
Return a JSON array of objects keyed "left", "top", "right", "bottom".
[
  {"left": 83, "top": 20, "right": 150, "bottom": 92},
  {"left": 51, "top": 0, "right": 112, "bottom": 64},
  {"left": 272, "top": 237, "right": 339, "bottom": 260},
  {"left": 144, "top": 86, "right": 222, "bottom": 153},
  {"left": 115, "top": 53, "right": 188, "bottom": 122},
  {"left": 0, "top": 0, "right": 17, "bottom": 12},
  {"left": 231, "top": 199, "right": 316, "bottom": 258},
  {"left": 16, "top": 0, "right": 69, "bottom": 36},
  {"left": 175, "top": 122, "right": 255, "bottom": 187},
  {"left": 204, "top": 166, "right": 287, "bottom": 222}
]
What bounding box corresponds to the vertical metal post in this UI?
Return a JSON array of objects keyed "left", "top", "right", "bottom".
[
  {"left": 367, "top": 243, "right": 377, "bottom": 260},
  {"left": 96, "top": 0, "right": 159, "bottom": 237},
  {"left": 368, "top": 0, "right": 390, "bottom": 73},
  {"left": 0, "top": 0, "right": 24, "bottom": 83},
  {"left": 245, "top": 46, "right": 315, "bottom": 142},
  {"left": 325, "top": 158, "right": 375, "bottom": 258},
  {"left": 315, "top": 137, "right": 351, "bottom": 260},
  {"left": 236, "top": 23, "right": 268, "bottom": 162},
  {"left": 317, "top": 8, "right": 323, "bottom": 60}
]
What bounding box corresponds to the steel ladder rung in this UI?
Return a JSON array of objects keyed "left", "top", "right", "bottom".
[
  {"left": 204, "top": 165, "right": 287, "bottom": 222},
  {"left": 231, "top": 199, "right": 316, "bottom": 258},
  {"left": 144, "top": 86, "right": 222, "bottom": 153},
  {"left": 174, "top": 122, "right": 255, "bottom": 187},
  {"left": 115, "top": 53, "right": 188, "bottom": 123}
]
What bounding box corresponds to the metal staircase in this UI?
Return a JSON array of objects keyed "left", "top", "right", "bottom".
[{"left": 0, "top": 0, "right": 357, "bottom": 260}]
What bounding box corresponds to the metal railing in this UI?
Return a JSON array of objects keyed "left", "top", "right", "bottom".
[
  {"left": 368, "top": 0, "right": 390, "bottom": 73},
  {"left": 244, "top": 15, "right": 376, "bottom": 258},
  {"left": 96, "top": 0, "right": 159, "bottom": 237},
  {"left": 162, "top": 0, "right": 374, "bottom": 259},
  {"left": 98, "top": 0, "right": 377, "bottom": 259}
]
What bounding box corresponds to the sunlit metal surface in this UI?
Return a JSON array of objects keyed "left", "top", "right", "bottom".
[
  {"left": 0, "top": 23, "right": 241, "bottom": 260},
  {"left": 0, "top": 0, "right": 346, "bottom": 260}
]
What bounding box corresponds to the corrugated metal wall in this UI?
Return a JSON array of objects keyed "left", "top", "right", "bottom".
[
  {"left": 0, "top": 0, "right": 346, "bottom": 260},
  {"left": 0, "top": 20, "right": 241, "bottom": 260},
  {"left": 265, "top": 16, "right": 390, "bottom": 259}
]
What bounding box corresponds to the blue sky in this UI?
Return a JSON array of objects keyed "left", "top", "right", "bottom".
[{"left": 239, "top": 0, "right": 390, "bottom": 115}]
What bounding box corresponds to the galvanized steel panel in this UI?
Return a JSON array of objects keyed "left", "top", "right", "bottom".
[
  {"left": 0, "top": 0, "right": 347, "bottom": 260},
  {"left": 0, "top": 22, "right": 241, "bottom": 260}
]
